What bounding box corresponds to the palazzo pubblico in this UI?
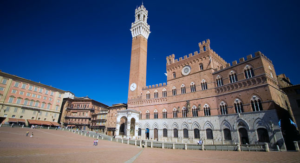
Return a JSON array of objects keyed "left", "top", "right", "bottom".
[{"left": 115, "top": 4, "right": 296, "bottom": 150}]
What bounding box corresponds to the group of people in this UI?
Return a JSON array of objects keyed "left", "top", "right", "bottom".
[
  {"left": 93, "top": 139, "right": 98, "bottom": 146},
  {"left": 26, "top": 131, "right": 34, "bottom": 137}
]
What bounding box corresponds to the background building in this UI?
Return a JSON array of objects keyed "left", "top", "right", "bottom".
[
  {"left": 0, "top": 70, "right": 64, "bottom": 127},
  {"left": 60, "top": 96, "right": 108, "bottom": 131},
  {"left": 115, "top": 4, "right": 299, "bottom": 150}
]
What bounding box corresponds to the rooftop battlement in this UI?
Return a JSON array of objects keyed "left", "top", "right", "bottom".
[
  {"left": 214, "top": 51, "right": 272, "bottom": 73},
  {"left": 166, "top": 39, "right": 227, "bottom": 68},
  {"left": 143, "top": 83, "right": 167, "bottom": 90}
]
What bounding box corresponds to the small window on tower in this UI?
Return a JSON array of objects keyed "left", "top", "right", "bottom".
[
  {"left": 138, "top": 14, "right": 140, "bottom": 20},
  {"left": 143, "top": 15, "right": 145, "bottom": 21}
]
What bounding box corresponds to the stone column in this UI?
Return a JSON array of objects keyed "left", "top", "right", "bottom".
[
  {"left": 162, "top": 142, "right": 164, "bottom": 149},
  {"left": 151, "top": 141, "right": 153, "bottom": 148},
  {"left": 265, "top": 143, "right": 269, "bottom": 152},
  {"left": 173, "top": 142, "right": 175, "bottom": 149},
  {"left": 185, "top": 143, "right": 187, "bottom": 150},
  {"left": 294, "top": 141, "right": 300, "bottom": 152}
]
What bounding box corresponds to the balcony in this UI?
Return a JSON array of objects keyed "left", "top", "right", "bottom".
[
  {"left": 65, "top": 116, "right": 91, "bottom": 119},
  {"left": 64, "top": 121, "right": 90, "bottom": 126},
  {"left": 91, "top": 119, "right": 107, "bottom": 122},
  {"left": 66, "top": 107, "right": 95, "bottom": 111}
]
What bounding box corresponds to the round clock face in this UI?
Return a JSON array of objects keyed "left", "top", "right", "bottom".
[
  {"left": 130, "top": 83, "right": 137, "bottom": 91},
  {"left": 182, "top": 65, "right": 191, "bottom": 75}
]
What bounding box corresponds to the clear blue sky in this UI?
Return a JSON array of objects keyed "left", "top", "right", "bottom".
[{"left": 1, "top": 0, "right": 299, "bottom": 106}]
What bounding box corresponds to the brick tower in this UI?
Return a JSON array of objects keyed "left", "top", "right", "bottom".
[{"left": 128, "top": 4, "right": 150, "bottom": 100}]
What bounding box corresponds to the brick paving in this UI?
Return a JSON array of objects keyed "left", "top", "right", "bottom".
[{"left": 0, "top": 127, "right": 300, "bottom": 163}]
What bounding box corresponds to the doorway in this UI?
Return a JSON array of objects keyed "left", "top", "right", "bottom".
[
  {"left": 130, "top": 118, "right": 135, "bottom": 136},
  {"left": 154, "top": 128, "right": 158, "bottom": 140},
  {"left": 239, "top": 128, "right": 249, "bottom": 144}
]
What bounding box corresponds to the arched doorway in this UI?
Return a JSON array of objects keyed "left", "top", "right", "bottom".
[
  {"left": 239, "top": 128, "right": 249, "bottom": 144},
  {"left": 257, "top": 128, "right": 270, "bottom": 143},
  {"left": 154, "top": 128, "right": 158, "bottom": 140},
  {"left": 130, "top": 118, "right": 135, "bottom": 136},
  {"left": 145, "top": 128, "right": 149, "bottom": 139},
  {"left": 119, "top": 117, "right": 127, "bottom": 136}
]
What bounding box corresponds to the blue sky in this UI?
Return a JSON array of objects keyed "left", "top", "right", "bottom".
[{"left": 1, "top": 0, "right": 299, "bottom": 106}]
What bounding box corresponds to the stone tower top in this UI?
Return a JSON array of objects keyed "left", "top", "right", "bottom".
[{"left": 130, "top": 4, "right": 150, "bottom": 39}]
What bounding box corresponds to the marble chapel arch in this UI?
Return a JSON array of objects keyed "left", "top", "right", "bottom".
[{"left": 115, "top": 4, "right": 294, "bottom": 150}]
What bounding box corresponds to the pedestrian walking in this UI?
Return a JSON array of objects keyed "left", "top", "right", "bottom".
[
  {"left": 26, "top": 131, "right": 29, "bottom": 137},
  {"left": 96, "top": 139, "right": 98, "bottom": 146},
  {"left": 93, "top": 139, "right": 96, "bottom": 146},
  {"left": 30, "top": 132, "right": 33, "bottom": 138}
]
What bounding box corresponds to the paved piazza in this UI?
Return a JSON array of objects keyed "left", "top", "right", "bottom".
[{"left": 0, "top": 127, "right": 299, "bottom": 163}]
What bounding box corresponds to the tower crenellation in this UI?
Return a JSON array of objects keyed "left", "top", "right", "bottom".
[{"left": 130, "top": 4, "right": 150, "bottom": 39}]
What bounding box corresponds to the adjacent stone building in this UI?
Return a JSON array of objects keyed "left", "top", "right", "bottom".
[
  {"left": 115, "top": 4, "right": 298, "bottom": 150},
  {"left": 106, "top": 103, "right": 127, "bottom": 136},
  {"left": 0, "top": 70, "right": 64, "bottom": 127}
]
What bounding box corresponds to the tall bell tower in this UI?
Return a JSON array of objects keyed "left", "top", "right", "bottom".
[{"left": 128, "top": 4, "right": 150, "bottom": 100}]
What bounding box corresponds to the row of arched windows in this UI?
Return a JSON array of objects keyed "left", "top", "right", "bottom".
[
  {"left": 216, "top": 65, "right": 255, "bottom": 87},
  {"left": 142, "top": 96, "right": 263, "bottom": 119},
  {"left": 146, "top": 66, "right": 255, "bottom": 99}
]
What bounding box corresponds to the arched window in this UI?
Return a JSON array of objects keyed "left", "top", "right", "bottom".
[
  {"left": 154, "top": 109, "right": 158, "bottom": 119},
  {"left": 234, "top": 99, "right": 244, "bottom": 113},
  {"left": 146, "top": 91, "right": 150, "bottom": 99},
  {"left": 201, "top": 79, "right": 207, "bottom": 90},
  {"left": 192, "top": 105, "right": 198, "bottom": 117},
  {"left": 216, "top": 75, "right": 223, "bottom": 87},
  {"left": 190, "top": 82, "right": 196, "bottom": 92},
  {"left": 162, "top": 109, "right": 167, "bottom": 118},
  {"left": 257, "top": 128, "right": 270, "bottom": 143},
  {"left": 47, "top": 103, "right": 51, "bottom": 110},
  {"left": 138, "top": 14, "right": 140, "bottom": 20},
  {"left": 173, "top": 72, "right": 176, "bottom": 79},
  {"left": 204, "top": 104, "right": 211, "bottom": 116},
  {"left": 182, "top": 107, "right": 187, "bottom": 118},
  {"left": 199, "top": 63, "right": 203, "bottom": 70},
  {"left": 173, "top": 108, "right": 177, "bottom": 118},
  {"left": 35, "top": 101, "right": 39, "bottom": 107},
  {"left": 251, "top": 96, "right": 263, "bottom": 112},
  {"left": 23, "top": 99, "right": 28, "bottom": 105},
  {"left": 29, "top": 100, "right": 34, "bottom": 106},
  {"left": 172, "top": 86, "right": 177, "bottom": 96},
  {"left": 223, "top": 129, "right": 232, "bottom": 140},
  {"left": 220, "top": 101, "right": 228, "bottom": 115},
  {"left": 181, "top": 84, "right": 186, "bottom": 94},
  {"left": 173, "top": 128, "right": 178, "bottom": 138},
  {"left": 229, "top": 70, "right": 238, "bottom": 83},
  {"left": 206, "top": 129, "right": 213, "bottom": 139},
  {"left": 194, "top": 128, "right": 200, "bottom": 138},
  {"left": 8, "top": 96, "right": 15, "bottom": 103},
  {"left": 41, "top": 102, "right": 46, "bottom": 108},
  {"left": 163, "top": 128, "right": 168, "bottom": 137},
  {"left": 162, "top": 88, "right": 167, "bottom": 97},
  {"left": 146, "top": 110, "right": 150, "bottom": 119},
  {"left": 154, "top": 90, "right": 158, "bottom": 98},
  {"left": 183, "top": 128, "right": 189, "bottom": 138},
  {"left": 244, "top": 65, "right": 254, "bottom": 79},
  {"left": 16, "top": 98, "right": 22, "bottom": 104}
]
